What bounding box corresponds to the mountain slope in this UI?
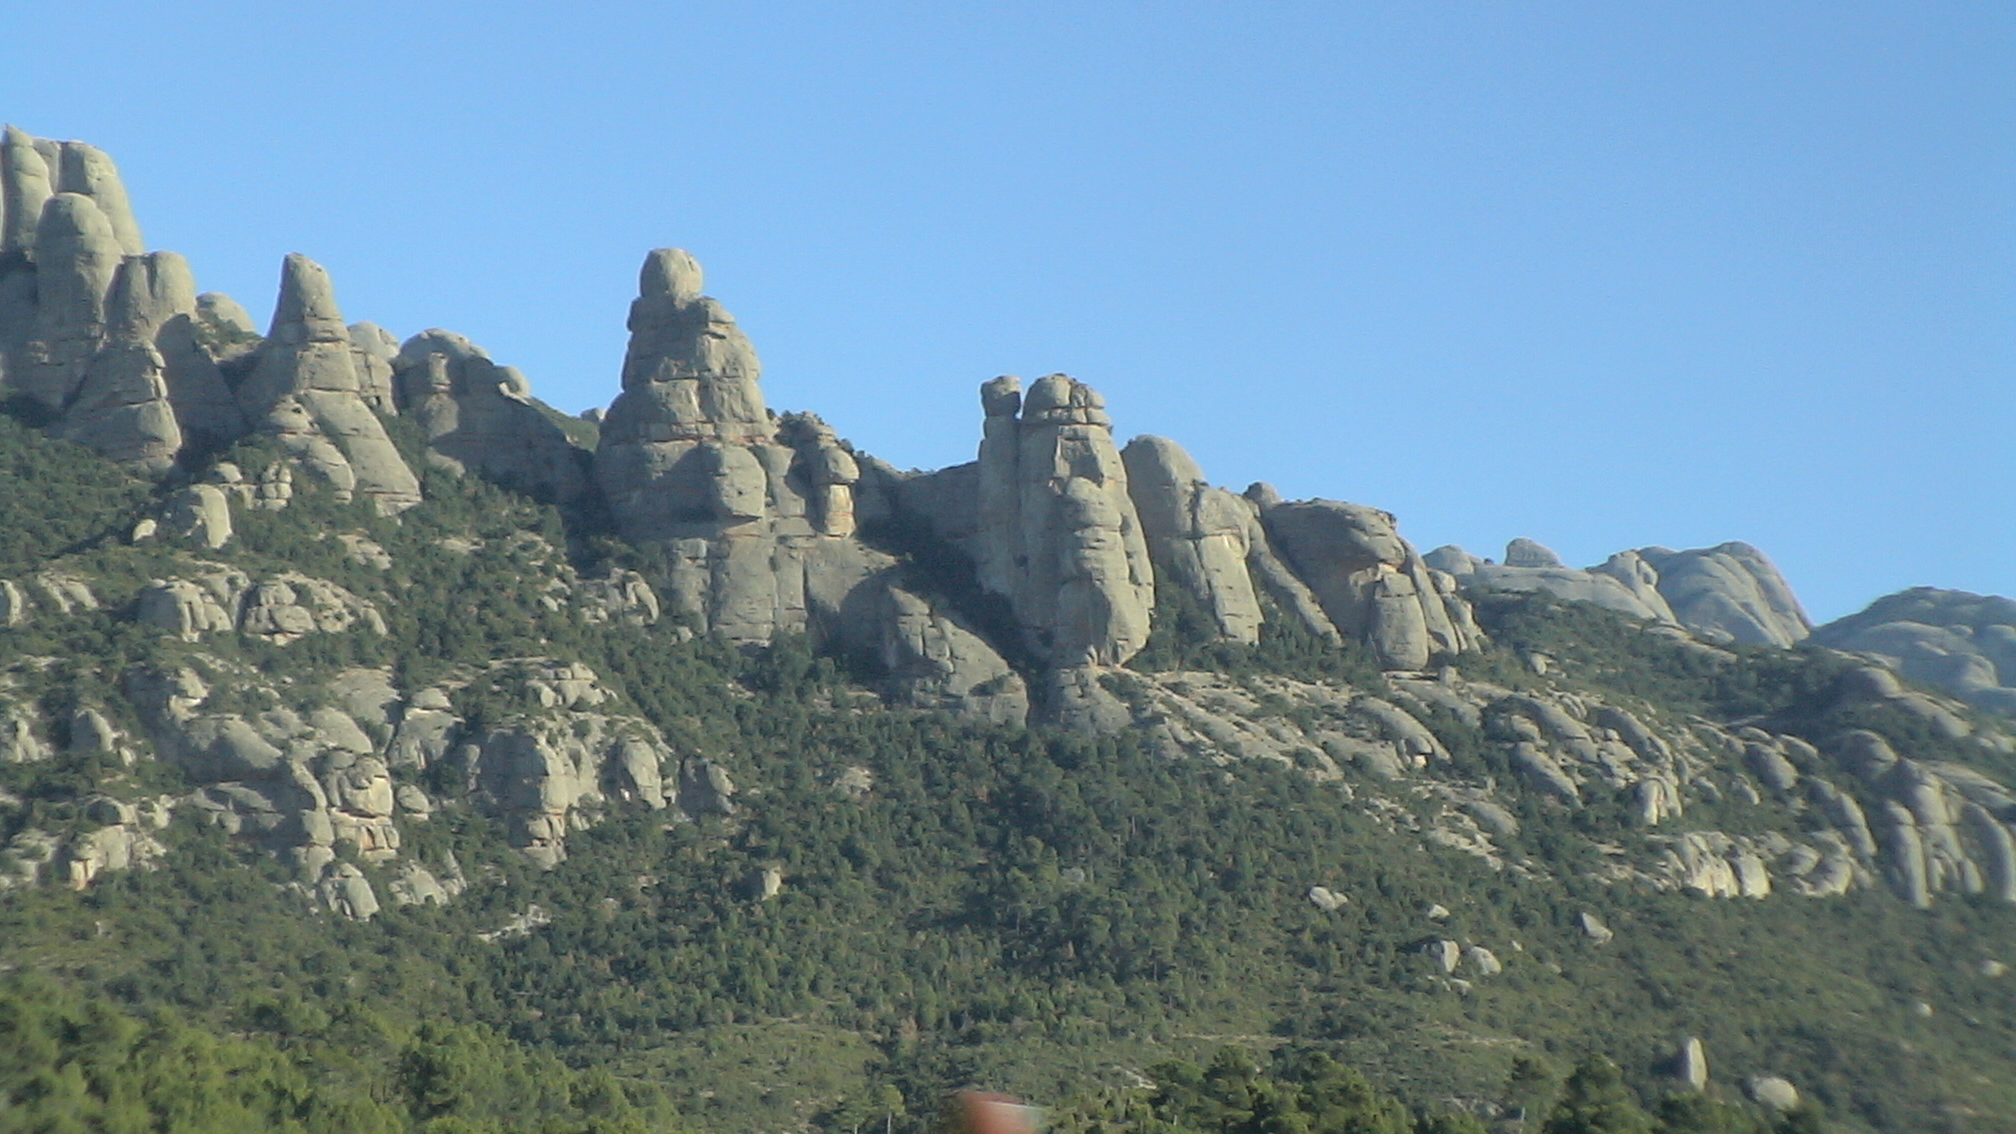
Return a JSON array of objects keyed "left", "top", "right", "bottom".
[{"left": 2, "top": 127, "right": 2015, "bottom": 1134}]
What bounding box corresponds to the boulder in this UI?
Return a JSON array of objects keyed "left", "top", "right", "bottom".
[
  {"left": 1579, "top": 910, "right": 1614, "bottom": 944},
  {"left": 1674, "top": 1036, "right": 1708, "bottom": 1092},
  {"left": 1466, "top": 946, "right": 1504, "bottom": 976},
  {"left": 163, "top": 484, "right": 233, "bottom": 549},
  {"left": 1422, "top": 938, "right": 1460, "bottom": 974},
  {"left": 316, "top": 861, "right": 379, "bottom": 920},
  {"left": 135, "top": 578, "right": 236, "bottom": 640},
  {"left": 1503, "top": 538, "right": 1563, "bottom": 568},
  {"left": 0, "top": 580, "right": 27, "bottom": 626},
  {"left": 1747, "top": 1077, "right": 1800, "bottom": 1112},
  {"left": 388, "top": 862, "right": 454, "bottom": 907},
  {"left": 1307, "top": 886, "right": 1348, "bottom": 911},
  {"left": 576, "top": 569, "right": 662, "bottom": 626}
]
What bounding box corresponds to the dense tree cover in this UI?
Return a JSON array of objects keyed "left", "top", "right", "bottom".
[
  {"left": 0, "top": 971, "right": 676, "bottom": 1133},
  {"left": 0, "top": 403, "right": 151, "bottom": 574},
  {"left": 1047, "top": 1048, "right": 1827, "bottom": 1134}
]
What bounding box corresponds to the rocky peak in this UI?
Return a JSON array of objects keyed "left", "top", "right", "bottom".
[
  {"left": 1260, "top": 497, "right": 1480, "bottom": 669},
  {"left": 0, "top": 125, "right": 52, "bottom": 255},
  {"left": 1433, "top": 537, "right": 1813, "bottom": 649},
  {"left": 236, "top": 254, "right": 420, "bottom": 513},
  {"left": 1, "top": 126, "right": 142, "bottom": 261},
  {"left": 594, "top": 248, "right": 888, "bottom": 644},
  {"left": 973, "top": 373, "right": 1153, "bottom": 669},
  {"left": 607, "top": 247, "right": 768, "bottom": 447},
  {"left": 52, "top": 139, "right": 143, "bottom": 256}
]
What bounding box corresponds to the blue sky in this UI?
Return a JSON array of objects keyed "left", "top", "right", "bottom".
[{"left": 8, "top": 1, "right": 2010, "bottom": 621}]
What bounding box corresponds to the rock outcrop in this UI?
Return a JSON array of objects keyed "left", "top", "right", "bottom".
[
  {"left": 962, "top": 375, "right": 1155, "bottom": 669},
  {"left": 1260, "top": 498, "right": 1479, "bottom": 669},
  {"left": 0, "top": 130, "right": 241, "bottom": 468},
  {"left": 391, "top": 328, "right": 588, "bottom": 503},
  {"left": 98, "top": 654, "right": 709, "bottom": 907},
  {"left": 594, "top": 249, "right": 887, "bottom": 644},
  {"left": 134, "top": 566, "right": 385, "bottom": 643},
  {"left": 1121, "top": 435, "right": 1265, "bottom": 644},
  {"left": 1636, "top": 543, "right": 1810, "bottom": 646},
  {"left": 1429, "top": 539, "right": 1811, "bottom": 647},
  {"left": 1813, "top": 588, "right": 2016, "bottom": 715},
  {"left": 236, "top": 254, "right": 421, "bottom": 513},
  {"left": 2, "top": 129, "right": 581, "bottom": 510},
  {"left": 876, "top": 585, "right": 1030, "bottom": 723}
]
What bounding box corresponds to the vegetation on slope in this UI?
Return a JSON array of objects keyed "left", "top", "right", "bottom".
[{"left": 2, "top": 430, "right": 2012, "bottom": 1133}]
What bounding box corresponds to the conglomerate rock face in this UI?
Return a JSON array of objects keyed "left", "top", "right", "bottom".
[
  {"left": 1120, "top": 435, "right": 1266, "bottom": 645},
  {"left": 970, "top": 373, "right": 1156, "bottom": 670},
  {"left": 1427, "top": 538, "right": 1812, "bottom": 648},
  {"left": 391, "top": 328, "right": 588, "bottom": 504},
  {"left": 1, "top": 130, "right": 242, "bottom": 471},
  {"left": 236, "top": 254, "right": 422, "bottom": 514},
  {"left": 1812, "top": 588, "right": 2016, "bottom": 715},
  {"left": 594, "top": 248, "right": 887, "bottom": 645},
  {"left": 1098, "top": 654, "right": 2016, "bottom": 912},
  {"left": 0, "top": 129, "right": 586, "bottom": 512},
  {"left": 6, "top": 124, "right": 2015, "bottom": 936}
]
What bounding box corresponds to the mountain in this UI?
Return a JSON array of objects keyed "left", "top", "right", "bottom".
[{"left": 2, "top": 127, "right": 2014, "bottom": 1134}]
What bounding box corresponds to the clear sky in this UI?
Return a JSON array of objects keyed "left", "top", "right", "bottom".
[{"left": 8, "top": 1, "right": 2010, "bottom": 622}]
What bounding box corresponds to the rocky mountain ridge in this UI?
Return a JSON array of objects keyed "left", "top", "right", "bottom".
[
  {"left": 3, "top": 126, "right": 2014, "bottom": 930},
  {"left": 7, "top": 125, "right": 2016, "bottom": 1133}
]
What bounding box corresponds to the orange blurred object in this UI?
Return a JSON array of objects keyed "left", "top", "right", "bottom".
[{"left": 952, "top": 1091, "right": 1042, "bottom": 1134}]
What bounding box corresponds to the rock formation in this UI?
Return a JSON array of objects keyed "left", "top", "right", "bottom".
[
  {"left": 7, "top": 124, "right": 2016, "bottom": 938},
  {"left": 1813, "top": 588, "right": 2016, "bottom": 714},
  {"left": 391, "top": 328, "right": 588, "bottom": 503},
  {"left": 1428, "top": 539, "right": 1811, "bottom": 647},
  {"left": 0, "top": 128, "right": 589, "bottom": 515},
  {"left": 968, "top": 375, "right": 1154, "bottom": 669},
  {"left": 1121, "top": 435, "right": 1266, "bottom": 644},
  {"left": 0, "top": 130, "right": 242, "bottom": 468},
  {"left": 1260, "top": 497, "right": 1479, "bottom": 669},
  {"left": 235, "top": 254, "right": 421, "bottom": 513},
  {"left": 594, "top": 249, "right": 887, "bottom": 644}
]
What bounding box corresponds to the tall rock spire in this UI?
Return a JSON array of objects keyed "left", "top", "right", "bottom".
[
  {"left": 595, "top": 248, "right": 883, "bottom": 643},
  {"left": 971, "top": 374, "right": 1155, "bottom": 669},
  {"left": 238, "top": 254, "right": 420, "bottom": 513}
]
